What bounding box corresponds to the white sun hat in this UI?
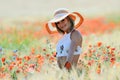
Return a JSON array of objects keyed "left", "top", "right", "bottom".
[{"left": 45, "top": 8, "right": 84, "bottom": 34}]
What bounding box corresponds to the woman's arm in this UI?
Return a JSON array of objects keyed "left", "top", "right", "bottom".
[{"left": 66, "top": 30, "right": 82, "bottom": 63}]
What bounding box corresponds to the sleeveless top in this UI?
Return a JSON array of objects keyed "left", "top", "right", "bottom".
[{"left": 56, "top": 31, "right": 82, "bottom": 57}]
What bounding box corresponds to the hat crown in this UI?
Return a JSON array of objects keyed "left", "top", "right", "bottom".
[{"left": 54, "top": 8, "right": 69, "bottom": 17}]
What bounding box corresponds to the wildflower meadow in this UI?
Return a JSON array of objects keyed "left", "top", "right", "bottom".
[{"left": 0, "top": 15, "right": 120, "bottom": 80}]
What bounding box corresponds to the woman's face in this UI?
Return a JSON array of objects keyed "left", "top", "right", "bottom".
[{"left": 56, "top": 17, "right": 71, "bottom": 33}]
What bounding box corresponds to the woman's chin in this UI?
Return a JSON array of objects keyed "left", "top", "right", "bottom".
[{"left": 62, "top": 28, "right": 69, "bottom": 32}]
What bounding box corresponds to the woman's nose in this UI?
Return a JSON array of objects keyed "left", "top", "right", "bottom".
[{"left": 58, "top": 21, "right": 64, "bottom": 26}]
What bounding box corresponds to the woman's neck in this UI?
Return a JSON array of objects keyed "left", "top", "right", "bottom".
[{"left": 66, "top": 28, "right": 75, "bottom": 34}]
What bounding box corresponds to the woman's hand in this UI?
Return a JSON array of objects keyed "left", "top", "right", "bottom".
[{"left": 64, "top": 61, "right": 71, "bottom": 70}]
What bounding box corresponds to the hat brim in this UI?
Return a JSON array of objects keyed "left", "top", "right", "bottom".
[{"left": 45, "top": 12, "right": 84, "bottom": 34}]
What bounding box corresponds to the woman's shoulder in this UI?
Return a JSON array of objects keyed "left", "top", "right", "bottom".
[
  {"left": 70, "top": 29, "right": 82, "bottom": 42},
  {"left": 71, "top": 29, "right": 82, "bottom": 37}
]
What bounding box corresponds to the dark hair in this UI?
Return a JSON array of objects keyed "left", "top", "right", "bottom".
[{"left": 55, "top": 16, "right": 74, "bottom": 34}]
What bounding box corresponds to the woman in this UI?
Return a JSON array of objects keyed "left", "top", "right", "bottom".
[{"left": 46, "top": 8, "right": 84, "bottom": 70}]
